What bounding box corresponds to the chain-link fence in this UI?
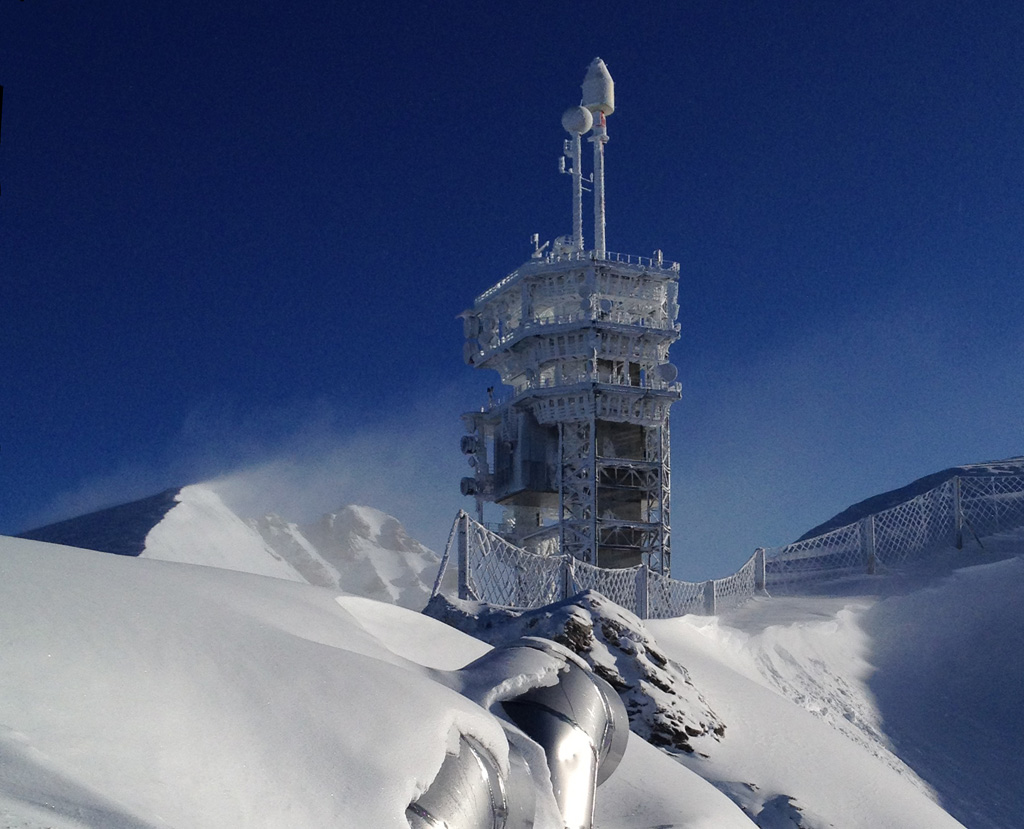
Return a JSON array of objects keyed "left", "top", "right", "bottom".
[
  {"left": 436, "top": 472, "right": 1024, "bottom": 617},
  {"left": 764, "top": 473, "right": 1024, "bottom": 593}
]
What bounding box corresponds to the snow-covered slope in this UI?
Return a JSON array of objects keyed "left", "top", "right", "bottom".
[
  {"left": 649, "top": 534, "right": 1024, "bottom": 829},
  {"left": 862, "top": 544, "right": 1024, "bottom": 829},
  {"left": 0, "top": 536, "right": 753, "bottom": 829},
  {"left": 5, "top": 527, "right": 1019, "bottom": 826},
  {"left": 18, "top": 485, "right": 443, "bottom": 609},
  {"left": 7, "top": 472, "right": 1023, "bottom": 827}
]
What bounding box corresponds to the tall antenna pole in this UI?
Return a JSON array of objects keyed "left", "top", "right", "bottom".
[
  {"left": 562, "top": 106, "right": 593, "bottom": 252},
  {"left": 572, "top": 129, "right": 585, "bottom": 252},
  {"left": 581, "top": 58, "right": 615, "bottom": 259},
  {"left": 591, "top": 113, "right": 608, "bottom": 258}
]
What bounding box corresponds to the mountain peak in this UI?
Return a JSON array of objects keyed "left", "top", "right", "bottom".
[{"left": 314, "top": 504, "right": 432, "bottom": 556}]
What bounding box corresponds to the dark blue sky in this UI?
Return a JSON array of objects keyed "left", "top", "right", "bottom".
[{"left": 3, "top": 1, "right": 1023, "bottom": 579}]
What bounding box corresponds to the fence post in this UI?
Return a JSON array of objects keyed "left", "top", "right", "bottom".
[
  {"left": 860, "top": 516, "right": 876, "bottom": 575},
  {"left": 703, "top": 579, "right": 717, "bottom": 615},
  {"left": 457, "top": 512, "right": 472, "bottom": 600},
  {"left": 635, "top": 566, "right": 649, "bottom": 620},
  {"left": 953, "top": 476, "right": 964, "bottom": 549},
  {"left": 754, "top": 548, "right": 766, "bottom": 592}
]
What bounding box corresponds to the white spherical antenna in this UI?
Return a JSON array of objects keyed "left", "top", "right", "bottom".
[{"left": 561, "top": 105, "right": 593, "bottom": 135}]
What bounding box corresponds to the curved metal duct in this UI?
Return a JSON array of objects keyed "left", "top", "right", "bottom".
[
  {"left": 406, "top": 637, "right": 628, "bottom": 829},
  {"left": 496, "top": 638, "right": 628, "bottom": 829},
  {"left": 406, "top": 733, "right": 531, "bottom": 829}
]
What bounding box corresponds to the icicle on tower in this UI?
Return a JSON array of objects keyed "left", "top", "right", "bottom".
[{"left": 459, "top": 59, "right": 681, "bottom": 572}]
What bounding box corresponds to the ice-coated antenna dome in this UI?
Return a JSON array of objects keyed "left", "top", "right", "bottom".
[
  {"left": 581, "top": 57, "right": 615, "bottom": 115},
  {"left": 561, "top": 105, "right": 594, "bottom": 135}
]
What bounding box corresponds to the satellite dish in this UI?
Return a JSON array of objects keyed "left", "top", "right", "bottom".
[
  {"left": 599, "top": 299, "right": 612, "bottom": 313},
  {"left": 656, "top": 363, "right": 679, "bottom": 383},
  {"left": 460, "top": 477, "right": 479, "bottom": 497},
  {"left": 463, "top": 341, "right": 479, "bottom": 365},
  {"left": 561, "top": 105, "right": 594, "bottom": 135},
  {"left": 463, "top": 315, "right": 481, "bottom": 339}
]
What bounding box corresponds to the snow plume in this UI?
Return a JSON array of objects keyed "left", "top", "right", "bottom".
[
  {"left": 204, "top": 392, "right": 472, "bottom": 554},
  {"left": 28, "top": 384, "right": 478, "bottom": 554}
]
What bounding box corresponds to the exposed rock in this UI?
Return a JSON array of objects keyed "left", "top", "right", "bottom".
[{"left": 424, "top": 589, "right": 725, "bottom": 755}]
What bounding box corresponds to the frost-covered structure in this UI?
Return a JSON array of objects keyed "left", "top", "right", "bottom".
[{"left": 459, "top": 59, "right": 681, "bottom": 573}]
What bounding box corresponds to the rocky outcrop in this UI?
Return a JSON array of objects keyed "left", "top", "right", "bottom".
[{"left": 424, "top": 589, "right": 725, "bottom": 755}]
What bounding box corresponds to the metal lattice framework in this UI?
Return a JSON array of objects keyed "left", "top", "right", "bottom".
[
  {"left": 560, "top": 419, "right": 597, "bottom": 564},
  {"left": 458, "top": 514, "right": 565, "bottom": 608},
  {"left": 439, "top": 510, "right": 765, "bottom": 619},
  {"left": 460, "top": 253, "right": 681, "bottom": 573},
  {"left": 764, "top": 522, "right": 864, "bottom": 586},
  {"left": 873, "top": 480, "right": 956, "bottom": 567},
  {"left": 435, "top": 471, "right": 1024, "bottom": 617}
]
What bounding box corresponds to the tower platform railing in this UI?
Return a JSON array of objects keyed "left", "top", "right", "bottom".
[
  {"left": 474, "top": 309, "right": 680, "bottom": 359},
  {"left": 475, "top": 250, "right": 679, "bottom": 304}
]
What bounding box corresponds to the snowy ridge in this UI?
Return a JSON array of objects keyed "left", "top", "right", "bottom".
[
  {"left": 18, "top": 485, "right": 443, "bottom": 610},
  {"left": 17, "top": 489, "right": 181, "bottom": 557},
  {"left": 141, "top": 485, "right": 305, "bottom": 582}
]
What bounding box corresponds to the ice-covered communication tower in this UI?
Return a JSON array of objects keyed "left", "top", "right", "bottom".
[{"left": 459, "top": 58, "right": 681, "bottom": 572}]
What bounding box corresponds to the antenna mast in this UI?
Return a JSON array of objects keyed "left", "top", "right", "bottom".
[
  {"left": 561, "top": 106, "right": 593, "bottom": 252},
  {"left": 581, "top": 58, "right": 615, "bottom": 258}
]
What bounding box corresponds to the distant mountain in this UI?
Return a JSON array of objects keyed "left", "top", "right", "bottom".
[
  {"left": 252, "top": 504, "right": 445, "bottom": 609},
  {"left": 17, "top": 485, "right": 443, "bottom": 609},
  {"left": 798, "top": 456, "right": 1024, "bottom": 541}
]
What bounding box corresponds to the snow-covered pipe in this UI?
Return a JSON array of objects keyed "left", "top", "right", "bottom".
[
  {"left": 406, "top": 637, "right": 628, "bottom": 829},
  {"left": 497, "top": 638, "right": 628, "bottom": 829}
]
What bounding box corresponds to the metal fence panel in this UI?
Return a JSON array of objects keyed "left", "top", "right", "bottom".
[
  {"left": 961, "top": 474, "right": 1024, "bottom": 538},
  {"left": 647, "top": 569, "right": 704, "bottom": 618},
  {"left": 873, "top": 480, "right": 955, "bottom": 566},
  {"left": 568, "top": 559, "right": 641, "bottom": 610},
  {"left": 446, "top": 472, "right": 1024, "bottom": 617},
  {"left": 464, "top": 518, "right": 563, "bottom": 608}
]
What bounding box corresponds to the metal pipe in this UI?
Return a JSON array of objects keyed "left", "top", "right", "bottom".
[{"left": 408, "top": 637, "right": 628, "bottom": 829}]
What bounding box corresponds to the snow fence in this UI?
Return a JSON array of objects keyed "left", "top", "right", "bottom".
[{"left": 434, "top": 473, "right": 1024, "bottom": 618}]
